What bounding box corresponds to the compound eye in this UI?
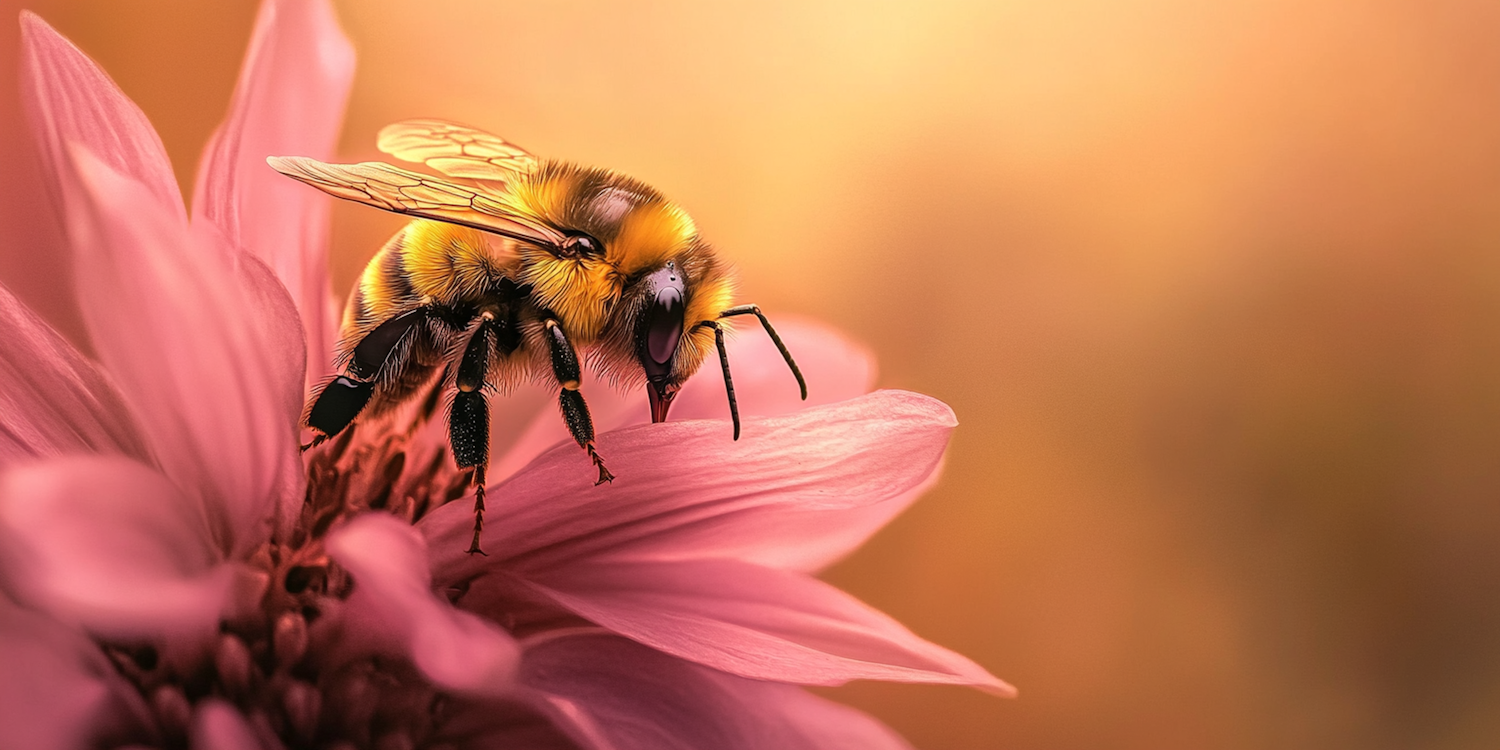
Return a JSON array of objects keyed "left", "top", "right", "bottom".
[
  {"left": 639, "top": 263, "right": 686, "bottom": 381},
  {"left": 560, "top": 233, "right": 601, "bottom": 258}
]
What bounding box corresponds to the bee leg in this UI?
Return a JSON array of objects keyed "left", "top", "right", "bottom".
[
  {"left": 716, "top": 304, "right": 808, "bottom": 400},
  {"left": 303, "top": 375, "right": 374, "bottom": 450},
  {"left": 544, "top": 319, "right": 613, "bottom": 484},
  {"left": 693, "top": 320, "right": 741, "bottom": 440},
  {"left": 452, "top": 316, "right": 496, "bottom": 555},
  {"left": 301, "top": 309, "right": 431, "bottom": 449}
]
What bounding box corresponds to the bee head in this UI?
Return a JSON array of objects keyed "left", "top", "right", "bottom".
[
  {"left": 519, "top": 165, "right": 735, "bottom": 410},
  {"left": 636, "top": 262, "right": 687, "bottom": 422}
]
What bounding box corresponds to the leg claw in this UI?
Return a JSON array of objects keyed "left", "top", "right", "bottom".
[
  {"left": 466, "top": 471, "right": 488, "bottom": 555},
  {"left": 587, "top": 445, "right": 614, "bottom": 485}
]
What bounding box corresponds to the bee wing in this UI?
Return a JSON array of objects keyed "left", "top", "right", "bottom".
[
  {"left": 267, "top": 156, "right": 566, "bottom": 248},
  {"left": 376, "top": 119, "right": 539, "bottom": 181}
]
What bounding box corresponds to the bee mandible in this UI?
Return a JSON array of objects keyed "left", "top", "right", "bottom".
[{"left": 269, "top": 120, "right": 805, "bottom": 554}]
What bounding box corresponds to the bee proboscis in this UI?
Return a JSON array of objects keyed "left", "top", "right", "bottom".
[{"left": 270, "top": 120, "right": 804, "bottom": 554}]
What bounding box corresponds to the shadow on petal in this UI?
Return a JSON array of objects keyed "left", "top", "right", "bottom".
[
  {"left": 518, "top": 632, "right": 916, "bottom": 750},
  {"left": 516, "top": 558, "right": 1013, "bottom": 694}
]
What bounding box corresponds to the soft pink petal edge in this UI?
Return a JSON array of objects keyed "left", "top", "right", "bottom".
[
  {"left": 0, "top": 593, "right": 152, "bottom": 750},
  {"left": 521, "top": 558, "right": 1012, "bottom": 695},
  {"left": 192, "top": 0, "right": 354, "bottom": 384},
  {"left": 0, "top": 455, "right": 240, "bottom": 640},
  {"left": 0, "top": 282, "right": 147, "bottom": 466},
  {"left": 326, "top": 513, "right": 521, "bottom": 697},
  {"left": 18, "top": 12, "right": 182, "bottom": 222},
  {"left": 59, "top": 143, "right": 305, "bottom": 558},
  {"left": 191, "top": 698, "right": 271, "bottom": 750}
]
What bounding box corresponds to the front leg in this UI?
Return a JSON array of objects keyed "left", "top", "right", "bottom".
[{"left": 544, "top": 318, "right": 614, "bottom": 485}]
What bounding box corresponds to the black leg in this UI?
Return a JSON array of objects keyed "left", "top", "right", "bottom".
[
  {"left": 301, "top": 308, "right": 430, "bottom": 451},
  {"left": 687, "top": 305, "right": 806, "bottom": 441},
  {"left": 451, "top": 316, "right": 495, "bottom": 555},
  {"left": 694, "top": 320, "right": 741, "bottom": 440},
  {"left": 545, "top": 319, "right": 613, "bottom": 484},
  {"left": 717, "top": 304, "right": 807, "bottom": 400}
]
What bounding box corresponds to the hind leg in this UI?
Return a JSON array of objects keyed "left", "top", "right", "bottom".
[
  {"left": 450, "top": 314, "right": 499, "bottom": 555},
  {"left": 302, "top": 308, "right": 434, "bottom": 450}
]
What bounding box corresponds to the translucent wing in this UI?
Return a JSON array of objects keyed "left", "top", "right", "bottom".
[
  {"left": 377, "top": 119, "right": 539, "bottom": 181},
  {"left": 267, "top": 156, "right": 565, "bottom": 248}
]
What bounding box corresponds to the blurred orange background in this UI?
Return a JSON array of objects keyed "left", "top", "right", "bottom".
[{"left": 6, "top": 1, "right": 1500, "bottom": 748}]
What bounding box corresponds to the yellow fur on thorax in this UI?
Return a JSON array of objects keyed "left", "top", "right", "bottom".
[{"left": 519, "top": 252, "right": 620, "bottom": 343}]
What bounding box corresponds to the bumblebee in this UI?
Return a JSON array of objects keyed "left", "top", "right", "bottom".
[{"left": 269, "top": 120, "right": 804, "bottom": 554}]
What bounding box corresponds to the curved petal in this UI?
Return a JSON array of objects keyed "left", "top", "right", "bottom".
[
  {"left": 520, "top": 633, "right": 915, "bottom": 750},
  {"left": 191, "top": 699, "right": 270, "bottom": 750},
  {"left": 60, "top": 145, "right": 304, "bottom": 557},
  {"left": 0, "top": 594, "right": 150, "bottom": 750},
  {"left": 19, "top": 12, "right": 182, "bottom": 222},
  {"left": 193, "top": 0, "right": 354, "bottom": 383},
  {"left": 425, "top": 390, "right": 953, "bottom": 581},
  {"left": 0, "top": 283, "right": 146, "bottom": 465},
  {"left": 0, "top": 456, "right": 236, "bottom": 640},
  {"left": 492, "top": 318, "right": 875, "bottom": 481},
  {"left": 518, "top": 559, "right": 1010, "bottom": 693},
  {"left": 325, "top": 513, "right": 520, "bottom": 696},
  {"left": 432, "top": 696, "right": 604, "bottom": 750}
]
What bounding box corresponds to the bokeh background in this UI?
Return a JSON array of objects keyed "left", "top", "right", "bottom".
[{"left": 6, "top": 1, "right": 1500, "bottom": 748}]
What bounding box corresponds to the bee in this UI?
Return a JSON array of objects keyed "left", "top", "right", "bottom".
[{"left": 269, "top": 120, "right": 805, "bottom": 554}]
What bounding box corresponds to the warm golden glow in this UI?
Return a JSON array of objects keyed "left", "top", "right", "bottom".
[{"left": 9, "top": 1, "right": 1500, "bottom": 748}]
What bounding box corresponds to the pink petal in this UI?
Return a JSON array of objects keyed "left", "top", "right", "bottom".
[
  {"left": 60, "top": 145, "right": 305, "bottom": 557},
  {"left": 0, "top": 594, "right": 148, "bottom": 750},
  {"left": 191, "top": 699, "right": 272, "bottom": 750},
  {"left": 426, "top": 390, "right": 953, "bottom": 581},
  {"left": 519, "top": 632, "right": 915, "bottom": 750},
  {"left": 492, "top": 318, "right": 875, "bottom": 481},
  {"left": 0, "top": 456, "right": 237, "bottom": 640},
  {"left": 325, "top": 513, "right": 520, "bottom": 696},
  {"left": 519, "top": 558, "right": 1011, "bottom": 693},
  {"left": 193, "top": 0, "right": 354, "bottom": 383},
  {"left": 0, "top": 283, "right": 146, "bottom": 464},
  {"left": 19, "top": 12, "right": 182, "bottom": 223},
  {"left": 434, "top": 696, "right": 608, "bottom": 750}
]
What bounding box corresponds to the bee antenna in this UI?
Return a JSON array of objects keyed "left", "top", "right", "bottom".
[
  {"left": 695, "top": 320, "right": 741, "bottom": 440},
  {"left": 716, "top": 305, "right": 807, "bottom": 400}
]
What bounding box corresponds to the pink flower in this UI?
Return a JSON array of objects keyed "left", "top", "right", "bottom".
[{"left": 0, "top": 2, "right": 1012, "bottom": 748}]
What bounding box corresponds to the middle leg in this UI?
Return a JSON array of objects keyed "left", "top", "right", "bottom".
[
  {"left": 544, "top": 318, "right": 613, "bottom": 485},
  {"left": 451, "top": 313, "right": 496, "bottom": 555}
]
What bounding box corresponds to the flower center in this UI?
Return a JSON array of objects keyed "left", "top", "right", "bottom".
[{"left": 99, "top": 406, "right": 475, "bottom": 749}]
